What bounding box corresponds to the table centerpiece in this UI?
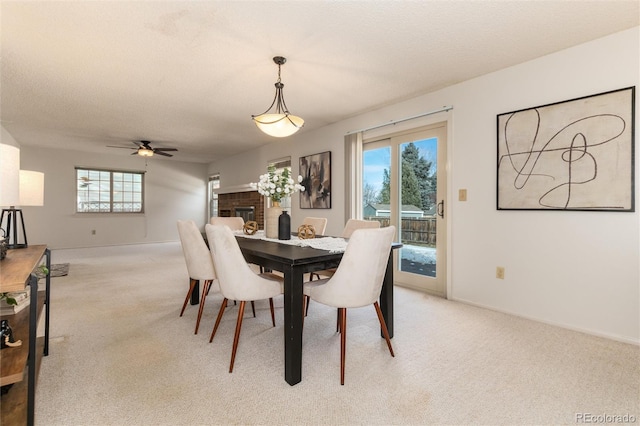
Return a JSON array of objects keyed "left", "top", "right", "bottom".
[{"left": 253, "top": 165, "right": 304, "bottom": 239}]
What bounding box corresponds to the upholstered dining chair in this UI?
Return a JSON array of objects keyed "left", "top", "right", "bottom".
[
  {"left": 211, "top": 215, "right": 264, "bottom": 279},
  {"left": 210, "top": 216, "right": 245, "bottom": 230},
  {"left": 303, "top": 226, "right": 396, "bottom": 385},
  {"left": 176, "top": 220, "right": 219, "bottom": 335},
  {"left": 301, "top": 217, "right": 328, "bottom": 236},
  {"left": 306, "top": 219, "right": 381, "bottom": 315},
  {"left": 205, "top": 224, "right": 284, "bottom": 373}
]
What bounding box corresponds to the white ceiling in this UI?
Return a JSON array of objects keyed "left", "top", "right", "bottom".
[{"left": 2, "top": 1, "right": 638, "bottom": 163}]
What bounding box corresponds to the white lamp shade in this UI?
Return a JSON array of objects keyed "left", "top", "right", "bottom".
[
  {"left": 19, "top": 170, "right": 44, "bottom": 206},
  {"left": 0, "top": 144, "right": 20, "bottom": 206},
  {"left": 254, "top": 114, "right": 304, "bottom": 138}
]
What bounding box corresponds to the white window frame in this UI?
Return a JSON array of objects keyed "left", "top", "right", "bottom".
[
  {"left": 76, "top": 167, "right": 145, "bottom": 213},
  {"left": 208, "top": 173, "right": 220, "bottom": 218},
  {"left": 268, "top": 157, "right": 292, "bottom": 212}
]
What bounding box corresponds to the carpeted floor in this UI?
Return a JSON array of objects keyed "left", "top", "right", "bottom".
[{"left": 34, "top": 242, "right": 639, "bottom": 425}]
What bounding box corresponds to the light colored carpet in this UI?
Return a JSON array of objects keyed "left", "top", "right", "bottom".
[{"left": 35, "top": 242, "right": 639, "bottom": 425}]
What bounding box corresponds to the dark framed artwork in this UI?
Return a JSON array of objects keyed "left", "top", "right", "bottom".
[
  {"left": 299, "top": 151, "right": 331, "bottom": 209},
  {"left": 497, "top": 86, "right": 635, "bottom": 212}
]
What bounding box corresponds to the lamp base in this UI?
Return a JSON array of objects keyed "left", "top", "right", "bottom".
[{"left": 0, "top": 208, "right": 28, "bottom": 249}]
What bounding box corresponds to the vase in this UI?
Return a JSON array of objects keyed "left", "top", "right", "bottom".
[
  {"left": 278, "top": 210, "right": 291, "bottom": 240},
  {"left": 265, "top": 201, "right": 282, "bottom": 239}
]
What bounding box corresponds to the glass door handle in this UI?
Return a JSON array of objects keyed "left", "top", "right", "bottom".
[{"left": 437, "top": 200, "right": 444, "bottom": 218}]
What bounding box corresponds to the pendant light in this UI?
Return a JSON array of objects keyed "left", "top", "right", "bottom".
[{"left": 252, "top": 56, "right": 304, "bottom": 137}]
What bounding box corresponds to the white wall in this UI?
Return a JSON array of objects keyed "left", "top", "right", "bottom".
[
  {"left": 210, "top": 27, "right": 639, "bottom": 343},
  {"left": 19, "top": 145, "right": 209, "bottom": 248}
]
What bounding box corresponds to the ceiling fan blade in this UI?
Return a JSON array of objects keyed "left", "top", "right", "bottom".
[
  {"left": 154, "top": 148, "right": 178, "bottom": 152},
  {"left": 154, "top": 151, "right": 173, "bottom": 157},
  {"left": 107, "top": 145, "right": 136, "bottom": 150}
]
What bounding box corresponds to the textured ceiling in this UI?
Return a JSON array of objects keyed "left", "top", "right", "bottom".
[{"left": 1, "top": 1, "right": 638, "bottom": 163}]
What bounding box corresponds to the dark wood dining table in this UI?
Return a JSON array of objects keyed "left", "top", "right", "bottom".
[{"left": 195, "top": 232, "right": 399, "bottom": 386}]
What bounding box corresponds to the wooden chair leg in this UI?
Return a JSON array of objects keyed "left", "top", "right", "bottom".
[
  {"left": 229, "top": 301, "right": 246, "bottom": 373},
  {"left": 180, "top": 278, "right": 197, "bottom": 316},
  {"left": 251, "top": 301, "right": 256, "bottom": 317},
  {"left": 305, "top": 295, "right": 310, "bottom": 316},
  {"left": 209, "top": 298, "right": 228, "bottom": 343},
  {"left": 269, "top": 298, "right": 275, "bottom": 327},
  {"left": 339, "top": 307, "right": 347, "bottom": 385},
  {"left": 374, "top": 302, "right": 394, "bottom": 357},
  {"left": 194, "top": 280, "right": 211, "bottom": 334}
]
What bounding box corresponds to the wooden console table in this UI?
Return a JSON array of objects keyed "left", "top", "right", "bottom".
[{"left": 0, "top": 245, "right": 51, "bottom": 426}]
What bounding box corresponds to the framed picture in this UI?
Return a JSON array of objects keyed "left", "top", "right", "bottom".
[
  {"left": 299, "top": 151, "right": 331, "bottom": 209},
  {"left": 497, "top": 86, "right": 635, "bottom": 212}
]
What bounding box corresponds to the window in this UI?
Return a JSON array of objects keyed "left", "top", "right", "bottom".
[
  {"left": 208, "top": 174, "right": 220, "bottom": 218},
  {"left": 269, "top": 157, "right": 292, "bottom": 211},
  {"left": 76, "top": 168, "right": 145, "bottom": 213}
]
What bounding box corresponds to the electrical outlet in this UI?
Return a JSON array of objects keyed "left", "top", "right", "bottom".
[
  {"left": 496, "top": 266, "right": 505, "bottom": 279},
  {"left": 459, "top": 189, "right": 467, "bottom": 201}
]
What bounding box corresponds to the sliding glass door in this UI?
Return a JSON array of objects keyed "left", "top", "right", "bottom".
[{"left": 362, "top": 123, "right": 447, "bottom": 295}]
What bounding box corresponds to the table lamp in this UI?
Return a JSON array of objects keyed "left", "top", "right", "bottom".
[
  {"left": 0, "top": 168, "right": 44, "bottom": 249},
  {"left": 0, "top": 144, "right": 20, "bottom": 249}
]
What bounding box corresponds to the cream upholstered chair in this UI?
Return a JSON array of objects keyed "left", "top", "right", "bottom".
[
  {"left": 211, "top": 215, "right": 264, "bottom": 279},
  {"left": 303, "top": 226, "right": 396, "bottom": 385},
  {"left": 301, "top": 217, "right": 327, "bottom": 236},
  {"left": 177, "top": 220, "right": 219, "bottom": 335},
  {"left": 306, "top": 219, "right": 381, "bottom": 314},
  {"left": 210, "top": 216, "right": 245, "bottom": 230},
  {"left": 341, "top": 218, "right": 380, "bottom": 238},
  {"left": 205, "top": 224, "right": 284, "bottom": 373},
  {"left": 312, "top": 219, "right": 380, "bottom": 279}
]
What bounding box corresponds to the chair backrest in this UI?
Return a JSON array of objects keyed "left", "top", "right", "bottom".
[
  {"left": 209, "top": 216, "right": 245, "bottom": 231},
  {"left": 341, "top": 219, "right": 380, "bottom": 238},
  {"left": 302, "top": 217, "right": 327, "bottom": 235},
  {"left": 177, "top": 220, "right": 216, "bottom": 280},
  {"left": 205, "top": 224, "right": 281, "bottom": 301},
  {"left": 311, "top": 226, "right": 396, "bottom": 308}
]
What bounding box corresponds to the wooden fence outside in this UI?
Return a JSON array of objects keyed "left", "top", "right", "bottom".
[{"left": 364, "top": 216, "right": 437, "bottom": 246}]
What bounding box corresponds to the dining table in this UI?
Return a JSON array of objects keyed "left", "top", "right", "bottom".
[{"left": 196, "top": 231, "right": 399, "bottom": 386}]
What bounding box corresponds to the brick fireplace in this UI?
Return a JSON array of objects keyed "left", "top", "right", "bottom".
[{"left": 218, "top": 190, "right": 265, "bottom": 229}]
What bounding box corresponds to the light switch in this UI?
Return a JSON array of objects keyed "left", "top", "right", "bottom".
[{"left": 459, "top": 189, "right": 467, "bottom": 201}]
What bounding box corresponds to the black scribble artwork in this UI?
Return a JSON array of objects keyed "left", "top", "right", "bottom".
[{"left": 497, "top": 87, "right": 634, "bottom": 211}]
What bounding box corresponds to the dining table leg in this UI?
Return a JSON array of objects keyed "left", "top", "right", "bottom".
[
  {"left": 379, "top": 251, "right": 394, "bottom": 338},
  {"left": 283, "top": 265, "right": 304, "bottom": 385}
]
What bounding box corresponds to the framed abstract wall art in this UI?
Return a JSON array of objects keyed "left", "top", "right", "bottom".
[
  {"left": 497, "top": 86, "right": 635, "bottom": 212},
  {"left": 299, "top": 151, "right": 331, "bottom": 209}
]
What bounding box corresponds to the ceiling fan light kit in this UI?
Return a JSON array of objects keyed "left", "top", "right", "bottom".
[
  {"left": 252, "top": 56, "right": 304, "bottom": 138},
  {"left": 137, "top": 147, "right": 154, "bottom": 157}
]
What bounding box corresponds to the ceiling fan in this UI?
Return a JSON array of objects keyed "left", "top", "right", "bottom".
[{"left": 106, "top": 140, "right": 178, "bottom": 157}]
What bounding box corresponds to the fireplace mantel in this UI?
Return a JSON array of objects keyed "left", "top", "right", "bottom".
[{"left": 214, "top": 184, "right": 256, "bottom": 195}]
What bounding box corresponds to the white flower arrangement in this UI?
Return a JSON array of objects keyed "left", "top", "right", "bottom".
[{"left": 253, "top": 165, "right": 305, "bottom": 203}]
